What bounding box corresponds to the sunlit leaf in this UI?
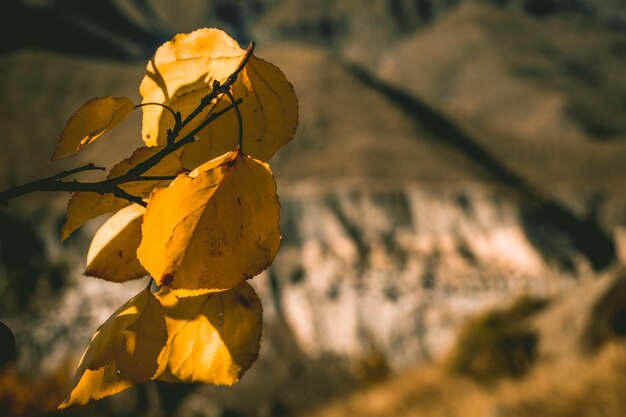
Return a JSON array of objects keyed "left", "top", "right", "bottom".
[
  {"left": 61, "top": 147, "right": 184, "bottom": 240},
  {"left": 59, "top": 288, "right": 166, "bottom": 408},
  {"left": 140, "top": 28, "right": 242, "bottom": 150},
  {"left": 62, "top": 192, "right": 131, "bottom": 241},
  {"left": 137, "top": 151, "right": 281, "bottom": 294},
  {"left": 85, "top": 204, "right": 147, "bottom": 282},
  {"left": 154, "top": 283, "right": 262, "bottom": 385},
  {"left": 139, "top": 28, "right": 298, "bottom": 166},
  {"left": 52, "top": 96, "right": 134, "bottom": 160}
]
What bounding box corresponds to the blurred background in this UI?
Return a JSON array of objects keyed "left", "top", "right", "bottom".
[{"left": 1, "top": 0, "right": 626, "bottom": 416}]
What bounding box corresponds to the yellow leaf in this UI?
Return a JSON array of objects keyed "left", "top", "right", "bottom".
[
  {"left": 140, "top": 28, "right": 298, "bottom": 166},
  {"left": 140, "top": 28, "right": 243, "bottom": 149},
  {"left": 59, "top": 288, "right": 166, "bottom": 408},
  {"left": 52, "top": 96, "right": 134, "bottom": 160},
  {"left": 154, "top": 283, "right": 262, "bottom": 385},
  {"left": 62, "top": 192, "right": 131, "bottom": 241},
  {"left": 137, "top": 151, "right": 281, "bottom": 293},
  {"left": 85, "top": 204, "right": 147, "bottom": 282},
  {"left": 61, "top": 147, "right": 184, "bottom": 240}
]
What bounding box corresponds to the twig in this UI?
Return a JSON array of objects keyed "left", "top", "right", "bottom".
[
  {"left": 0, "top": 164, "right": 106, "bottom": 205},
  {"left": 48, "top": 163, "right": 106, "bottom": 180},
  {"left": 121, "top": 99, "right": 243, "bottom": 183},
  {"left": 134, "top": 102, "right": 178, "bottom": 122},
  {"left": 222, "top": 89, "right": 244, "bottom": 151},
  {"left": 111, "top": 187, "right": 146, "bottom": 207},
  {"left": 0, "top": 42, "right": 256, "bottom": 207},
  {"left": 170, "top": 41, "right": 255, "bottom": 143}
]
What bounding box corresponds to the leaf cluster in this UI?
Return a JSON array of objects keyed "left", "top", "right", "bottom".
[{"left": 28, "top": 28, "right": 298, "bottom": 407}]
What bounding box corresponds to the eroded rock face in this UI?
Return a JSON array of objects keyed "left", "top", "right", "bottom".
[
  {"left": 3, "top": 183, "right": 585, "bottom": 373},
  {"left": 258, "top": 184, "right": 587, "bottom": 369}
]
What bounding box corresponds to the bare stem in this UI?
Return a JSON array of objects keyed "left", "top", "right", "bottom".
[
  {"left": 223, "top": 89, "right": 244, "bottom": 151},
  {"left": 49, "top": 163, "right": 106, "bottom": 180},
  {"left": 0, "top": 42, "right": 256, "bottom": 207},
  {"left": 111, "top": 187, "right": 146, "bottom": 207},
  {"left": 134, "top": 102, "right": 178, "bottom": 121}
]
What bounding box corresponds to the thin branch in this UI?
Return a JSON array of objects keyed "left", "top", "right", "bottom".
[
  {"left": 119, "top": 99, "right": 242, "bottom": 183},
  {"left": 111, "top": 187, "right": 147, "bottom": 207},
  {"left": 178, "top": 42, "right": 255, "bottom": 131},
  {"left": 0, "top": 164, "right": 106, "bottom": 205},
  {"left": 223, "top": 89, "right": 244, "bottom": 151},
  {"left": 134, "top": 102, "right": 178, "bottom": 122},
  {"left": 229, "top": 41, "right": 256, "bottom": 83},
  {"left": 1, "top": 178, "right": 117, "bottom": 205},
  {"left": 0, "top": 43, "right": 256, "bottom": 207},
  {"left": 48, "top": 163, "right": 106, "bottom": 180}
]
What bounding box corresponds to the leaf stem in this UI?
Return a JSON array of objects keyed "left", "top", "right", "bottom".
[
  {"left": 111, "top": 187, "right": 146, "bottom": 207},
  {"left": 134, "top": 102, "right": 177, "bottom": 121},
  {"left": 223, "top": 89, "right": 244, "bottom": 152},
  {"left": 49, "top": 163, "right": 106, "bottom": 180}
]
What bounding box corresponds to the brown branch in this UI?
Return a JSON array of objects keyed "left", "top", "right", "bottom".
[
  {"left": 120, "top": 98, "right": 243, "bottom": 184},
  {"left": 222, "top": 89, "right": 244, "bottom": 151},
  {"left": 49, "top": 163, "right": 106, "bottom": 180},
  {"left": 134, "top": 102, "right": 178, "bottom": 122},
  {"left": 0, "top": 164, "right": 106, "bottom": 205},
  {"left": 171, "top": 41, "right": 254, "bottom": 143},
  {"left": 111, "top": 187, "right": 146, "bottom": 207},
  {"left": 0, "top": 42, "right": 256, "bottom": 207}
]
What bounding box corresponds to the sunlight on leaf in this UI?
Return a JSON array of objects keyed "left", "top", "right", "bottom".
[
  {"left": 40, "top": 26, "right": 300, "bottom": 409},
  {"left": 85, "top": 204, "right": 147, "bottom": 282},
  {"left": 139, "top": 28, "right": 298, "bottom": 167},
  {"left": 154, "top": 283, "right": 262, "bottom": 385},
  {"left": 140, "top": 28, "right": 243, "bottom": 149},
  {"left": 180, "top": 55, "right": 299, "bottom": 167},
  {"left": 52, "top": 96, "right": 134, "bottom": 160},
  {"left": 138, "top": 151, "right": 280, "bottom": 293},
  {"left": 59, "top": 288, "right": 166, "bottom": 409}
]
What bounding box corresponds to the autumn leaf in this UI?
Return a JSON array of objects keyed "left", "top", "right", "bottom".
[
  {"left": 137, "top": 151, "right": 281, "bottom": 294},
  {"left": 33, "top": 26, "right": 300, "bottom": 409},
  {"left": 61, "top": 147, "right": 184, "bottom": 240},
  {"left": 62, "top": 193, "right": 127, "bottom": 241},
  {"left": 85, "top": 204, "right": 147, "bottom": 282},
  {"left": 52, "top": 96, "right": 134, "bottom": 160},
  {"left": 59, "top": 288, "right": 166, "bottom": 408},
  {"left": 154, "top": 283, "right": 262, "bottom": 385},
  {"left": 140, "top": 28, "right": 298, "bottom": 167}
]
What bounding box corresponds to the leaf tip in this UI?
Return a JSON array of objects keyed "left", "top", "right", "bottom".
[
  {"left": 61, "top": 225, "right": 71, "bottom": 241},
  {"left": 58, "top": 399, "right": 71, "bottom": 410}
]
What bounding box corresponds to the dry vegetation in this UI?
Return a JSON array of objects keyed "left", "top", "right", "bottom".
[
  {"left": 0, "top": 363, "right": 73, "bottom": 417},
  {"left": 307, "top": 321, "right": 626, "bottom": 417},
  {"left": 4, "top": 312, "right": 625, "bottom": 417}
]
